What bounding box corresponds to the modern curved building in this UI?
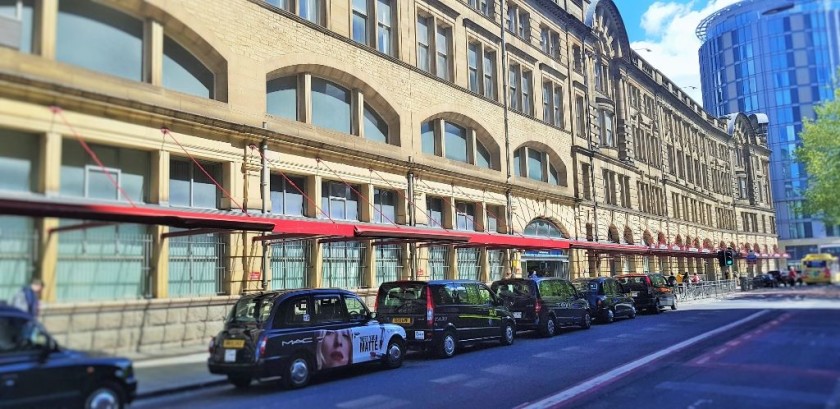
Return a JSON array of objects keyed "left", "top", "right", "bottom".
[{"left": 698, "top": 0, "right": 840, "bottom": 262}]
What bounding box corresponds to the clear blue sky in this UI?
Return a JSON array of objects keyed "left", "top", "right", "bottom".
[{"left": 614, "top": 0, "right": 720, "bottom": 42}]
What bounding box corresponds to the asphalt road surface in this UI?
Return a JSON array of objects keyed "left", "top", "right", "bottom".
[{"left": 134, "top": 286, "right": 840, "bottom": 409}]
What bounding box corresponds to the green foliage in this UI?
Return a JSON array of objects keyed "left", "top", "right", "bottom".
[{"left": 795, "top": 83, "right": 840, "bottom": 224}]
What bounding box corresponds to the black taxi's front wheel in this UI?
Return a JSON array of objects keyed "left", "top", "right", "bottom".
[
  {"left": 84, "top": 382, "right": 124, "bottom": 409},
  {"left": 500, "top": 322, "right": 515, "bottom": 346},
  {"left": 284, "top": 354, "right": 312, "bottom": 389}
]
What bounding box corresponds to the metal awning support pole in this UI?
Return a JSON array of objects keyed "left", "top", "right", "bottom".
[
  {"left": 408, "top": 171, "right": 418, "bottom": 281},
  {"left": 260, "top": 140, "right": 269, "bottom": 290}
]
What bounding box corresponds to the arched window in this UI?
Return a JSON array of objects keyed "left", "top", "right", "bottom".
[
  {"left": 53, "top": 0, "right": 225, "bottom": 100},
  {"left": 524, "top": 219, "right": 565, "bottom": 239},
  {"left": 513, "top": 147, "right": 563, "bottom": 185},
  {"left": 420, "top": 119, "right": 492, "bottom": 169},
  {"left": 56, "top": 0, "right": 144, "bottom": 81},
  {"left": 266, "top": 74, "right": 393, "bottom": 144},
  {"left": 163, "top": 35, "right": 215, "bottom": 99},
  {"left": 312, "top": 77, "right": 352, "bottom": 134}
]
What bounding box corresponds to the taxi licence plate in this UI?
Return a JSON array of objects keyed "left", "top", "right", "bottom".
[
  {"left": 392, "top": 317, "right": 412, "bottom": 325},
  {"left": 513, "top": 312, "right": 522, "bottom": 319},
  {"left": 224, "top": 349, "right": 236, "bottom": 362},
  {"left": 630, "top": 291, "right": 639, "bottom": 297},
  {"left": 223, "top": 339, "right": 245, "bottom": 349}
]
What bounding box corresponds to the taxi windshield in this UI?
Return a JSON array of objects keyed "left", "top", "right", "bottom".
[
  {"left": 377, "top": 283, "right": 428, "bottom": 314},
  {"left": 228, "top": 296, "right": 273, "bottom": 326},
  {"left": 804, "top": 260, "right": 827, "bottom": 268}
]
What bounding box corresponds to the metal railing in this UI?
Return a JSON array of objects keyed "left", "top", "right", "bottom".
[{"left": 675, "top": 279, "right": 739, "bottom": 301}]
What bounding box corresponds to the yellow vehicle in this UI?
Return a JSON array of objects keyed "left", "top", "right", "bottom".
[{"left": 799, "top": 253, "right": 840, "bottom": 285}]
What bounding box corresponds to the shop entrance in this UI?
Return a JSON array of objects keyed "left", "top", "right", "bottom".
[{"left": 522, "top": 250, "right": 569, "bottom": 279}]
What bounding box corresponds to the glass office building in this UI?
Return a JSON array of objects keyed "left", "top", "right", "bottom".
[{"left": 697, "top": 0, "right": 840, "bottom": 262}]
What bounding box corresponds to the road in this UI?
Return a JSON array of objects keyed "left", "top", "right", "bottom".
[{"left": 134, "top": 286, "right": 840, "bottom": 409}]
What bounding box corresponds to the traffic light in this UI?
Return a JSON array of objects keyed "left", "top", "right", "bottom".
[
  {"left": 724, "top": 249, "right": 734, "bottom": 266},
  {"left": 717, "top": 250, "right": 725, "bottom": 268}
]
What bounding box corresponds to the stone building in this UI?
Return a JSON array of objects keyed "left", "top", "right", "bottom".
[{"left": 0, "top": 0, "right": 777, "bottom": 353}]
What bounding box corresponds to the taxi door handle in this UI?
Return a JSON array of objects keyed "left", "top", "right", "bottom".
[{"left": 353, "top": 332, "right": 360, "bottom": 336}]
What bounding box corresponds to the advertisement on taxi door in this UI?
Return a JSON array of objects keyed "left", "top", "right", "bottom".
[{"left": 313, "top": 327, "right": 386, "bottom": 370}]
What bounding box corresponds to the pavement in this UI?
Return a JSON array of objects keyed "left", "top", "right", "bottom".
[
  {"left": 128, "top": 346, "right": 223, "bottom": 399},
  {"left": 126, "top": 284, "right": 839, "bottom": 402}
]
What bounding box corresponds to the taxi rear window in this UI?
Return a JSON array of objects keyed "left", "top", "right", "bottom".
[
  {"left": 805, "top": 261, "right": 827, "bottom": 268},
  {"left": 572, "top": 280, "right": 598, "bottom": 294},
  {"left": 492, "top": 281, "right": 533, "bottom": 298},
  {"left": 377, "top": 283, "right": 428, "bottom": 314},
  {"left": 228, "top": 297, "right": 273, "bottom": 326}
]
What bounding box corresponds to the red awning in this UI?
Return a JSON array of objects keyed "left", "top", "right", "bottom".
[
  {"left": 354, "top": 225, "right": 471, "bottom": 243},
  {"left": 464, "top": 233, "right": 571, "bottom": 250},
  {"left": 570, "top": 241, "right": 650, "bottom": 254}
]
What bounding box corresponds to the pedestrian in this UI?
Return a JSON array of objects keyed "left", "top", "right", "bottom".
[
  {"left": 682, "top": 272, "right": 691, "bottom": 285},
  {"left": 9, "top": 278, "right": 43, "bottom": 317},
  {"left": 787, "top": 265, "right": 797, "bottom": 287},
  {"left": 691, "top": 273, "right": 701, "bottom": 284},
  {"left": 667, "top": 273, "right": 677, "bottom": 287},
  {"left": 528, "top": 270, "right": 538, "bottom": 280}
]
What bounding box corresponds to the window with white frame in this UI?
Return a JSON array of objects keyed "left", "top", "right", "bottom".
[
  {"left": 539, "top": 26, "right": 559, "bottom": 58},
  {"left": 486, "top": 205, "right": 500, "bottom": 233},
  {"left": 599, "top": 110, "right": 614, "bottom": 147},
  {"left": 420, "top": 119, "right": 493, "bottom": 169},
  {"left": 266, "top": 74, "right": 392, "bottom": 144},
  {"left": 321, "top": 181, "right": 360, "bottom": 221},
  {"left": 455, "top": 201, "right": 476, "bottom": 231},
  {"left": 351, "top": 0, "right": 394, "bottom": 56},
  {"left": 373, "top": 188, "right": 397, "bottom": 224},
  {"left": 270, "top": 174, "right": 305, "bottom": 216},
  {"left": 467, "top": 40, "right": 497, "bottom": 99},
  {"left": 169, "top": 158, "right": 220, "bottom": 209},
  {"left": 468, "top": 0, "right": 494, "bottom": 18},
  {"left": 416, "top": 12, "right": 452, "bottom": 81},
  {"left": 542, "top": 80, "right": 564, "bottom": 128},
  {"left": 509, "top": 62, "right": 532, "bottom": 115},
  {"left": 61, "top": 140, "right": 150, "bottom": 203},
  {"left": 513, "top": 147, "right": 563, "bottom": 186},
  {"left": 575, "top": 96, "right": 585, "bottom": 138}
]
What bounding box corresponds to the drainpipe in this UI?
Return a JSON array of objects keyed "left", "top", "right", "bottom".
[
  {"left": 499, "top": 7, "right": 514, "bottom": 235},
  {"left": 260, "top": 140, "right": 269, "bottom": 290},
  {"left": 408, "top": 170, "right": 418, "bottom": 280}
]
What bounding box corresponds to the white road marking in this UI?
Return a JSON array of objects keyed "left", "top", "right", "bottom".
[
  {"left": 517, "top": 310, "right": 770, "bottom": 409},
  {"left": 657, "top": 381, "right": 827, "bottom": 405},
  {"left": 464, "top": 377, "right": 495, "bottom": 388},
  {"left": 430, "top": 374, "right": 469, "bottom": 384},
  {"left": 533, "top": 352, "right": 563, "bottom": 359},
  {"left": 336, "top": 395, "right": 409, "bottom": 409},
  {"left": 484, "top": 364, "right": 523, "bottom": 376}
]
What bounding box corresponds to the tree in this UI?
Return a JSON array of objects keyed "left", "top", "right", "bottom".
[{"left": 796, "top": 82, "right": 840, "bottom": 224}]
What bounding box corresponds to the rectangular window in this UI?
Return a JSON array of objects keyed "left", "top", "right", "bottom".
[
  {"left": 575, "top": 96, "right": 585, "bottom": 138},
  {"left": 553, "top": 86, "right": 564, "bottom": 128},
  {"left": 427, "top": 197, "right": 444, "bottom": 228},
  {"left": 373, "top": 188, "right": 396, "bottom": 224},
  {"left": 270, "top": 174, "right": 305, "bottom": 216},
  {"left": 300, "top": 0, "right": 324, "bottom": 25},
  {"left": 518, "top": 11, "right": 529, "bottom": 40},
  {"left": 468, "top": 42, "right": 479, "bottom": 93},
  {"left": 521, "top": 70, "right": 532, "bottom": 115},
  {"left": 416, "top": 16, "right": 431, "bottom": 72},
  {"left": 376, "top": 0, "right": 393, "bottom": 55},
  {"left": 61, "top": 141, "right": 150, "bottom": 204},
  {"left": 483, "top": 50, "right": 496, "bottom": 99},
  {"left": 169, "top": 158, "right": 220, "bottom": 209},
  {"left": 486, "top": 205, "right": 499, "bottom": 233},
  {"left": 444, "top": 122, "right": 468, "bottom": 162},
  {"left": 581, "top": 163, "right": 591, "bottom": 200},
  {"left": 455, "top": 202, "right": 476, "bottom": 231},
  {"left": 527, "top": 149, "right": 543, "bottom": 182},
  {"left": 351, "top": 0, "right": 369, "bottom": 45},
  {"left": 540, "top": 27, "right": 550, "bottom": 54},
  {"left": 435, "top": 25, "right": 451, "bottom": 80},
  {"left": 509, "top": 64, "right": 520, "bottom": 111},
  {"left": 0, "top": 129, "right": 38, "bottom": 193},
  {"left": 421, "top": 121, "right": 437, "bottom": 155},
  {"left": 542, "top": 82, "right": 552, "bottom": 123},
  {"left": 321, "top": 181, "right": 360, "bottom": 221},
  {"left": 506, "top": 4, "right": 515, "bottom": 32},
  {"left": 600, "top": 111, "right": 613, "bottom": 147},
  {"left": 469, "top": 0, "right": 493, "bottom": 17}
]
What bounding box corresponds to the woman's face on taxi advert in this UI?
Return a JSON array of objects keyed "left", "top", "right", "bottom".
[{"left": 320, "top": 330, "right": 351, "bottom": 368}]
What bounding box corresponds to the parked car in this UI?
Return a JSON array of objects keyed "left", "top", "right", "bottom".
[
  {"left": 0, "top": 305, "right": 137, "bottom": 409},
  {"left": 752, "top": 273, "right": 778, "bottom": 288},
  {"left": 208, "top": 289, "right": 406, "bottom": 389},
  {"left": 375, "top": 280, "right": 516, "bottom": 358},
  {"left": 490, "top": 278, "right": 591, "bottom": 337},
  {"left": 570, "top": 277, "right": 636, "bottom": 323},
  {"left": 615, "top": 273, "right": 677, "bottom": 313}
]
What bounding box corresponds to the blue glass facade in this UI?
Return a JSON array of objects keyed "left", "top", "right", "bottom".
[{"left": 697, "top": 0, "right": 840, "bottom": 253}]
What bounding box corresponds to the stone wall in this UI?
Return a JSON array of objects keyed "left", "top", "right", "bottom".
[{"left": 40, "top": 289, "right": 381, "bottom": 355}]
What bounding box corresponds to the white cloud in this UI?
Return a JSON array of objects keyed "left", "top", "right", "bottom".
[{"left": 630, "top": 0, "right": 741, "bottom": 103}]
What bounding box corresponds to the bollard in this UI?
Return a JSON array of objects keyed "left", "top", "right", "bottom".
[{"left": 740, "top": 276, "right": 748, "bottom": 291}]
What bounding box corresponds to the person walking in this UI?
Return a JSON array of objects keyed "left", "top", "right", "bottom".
[
  {"left": 787, "top": 265, "right": 798, "bottom": 287},
  {"left": 9, "top": 278, "right": 43, "bottom": 317}
]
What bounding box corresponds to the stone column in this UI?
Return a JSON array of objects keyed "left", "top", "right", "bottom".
[{"left": 37, "top": 131, "right": 61, "bottom": 302}]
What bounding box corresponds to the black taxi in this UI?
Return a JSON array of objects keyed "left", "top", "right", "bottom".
[
  {"left": 207, "top": 289, "right": 406, "bottom": 389},
  {"left": 0, "top": 305, "right": 136, "bottom": 409},
  {"left": 491, "top": 278, "right": 592, "bottom": 337},
  {"left": 375, "top": 280, "right": 516, "bottom": 359}
]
